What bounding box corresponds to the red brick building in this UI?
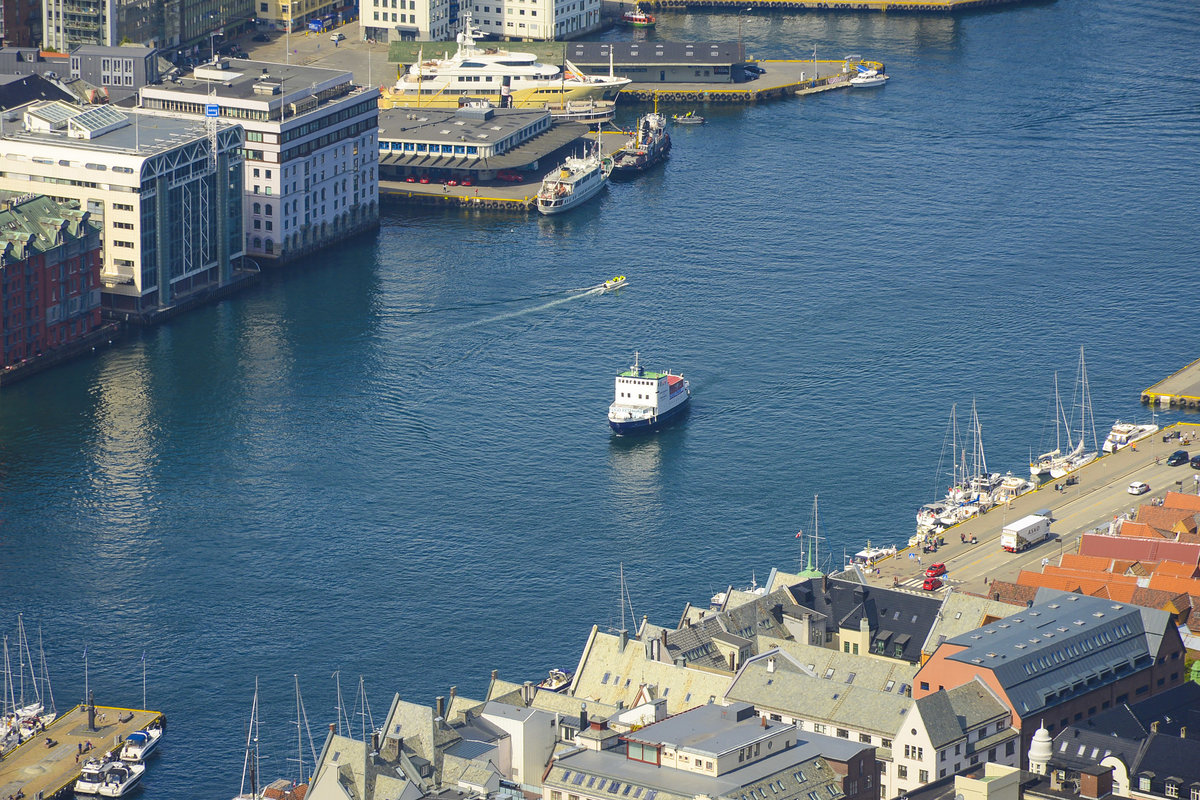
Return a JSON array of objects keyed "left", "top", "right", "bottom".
[
  {"left": 912, "top": 591, "right": 1186, "bottom": 770},
  {"left": 0, "top": 194, "right": 102, "bottom": 368}
]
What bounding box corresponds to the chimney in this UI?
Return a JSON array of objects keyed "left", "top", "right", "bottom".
[
  {"left": 329, "top": 723, "right": 335, "bottom": 733},
  {"left": 619, "top": 629, "right": 628, "bottom": 652},
  {"left": 436, "top": 696, "right": 446, "bottom": 718},
  {"left": 821, "top": 574, "right": 828, "bottom": 594},
  {"left": 761, "top": 716, "right": 767, "bottom": 728},
  {"left": 580, "top": 703, "right": 588, "bottom": 732},
  {"left": 728, "top": 652, "right": 736, "bottom": 671},
  {"left": 1079, "top": 766, "right": 1114, "bottom": 800},
  {"left": 372, "top": 729, "right": 380, "bottom": 754},
  {"left": 767, "top": 656, "right": 776, "bottom": 674},
  {"left": 523, "top": 680, "right": 534, "bottom": 705}
]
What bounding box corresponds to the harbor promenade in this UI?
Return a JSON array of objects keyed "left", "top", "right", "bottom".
[
  {"left": 858, "top": 422, "right": 1200, "bottom": 594},
  {"left": 0, "top": 705, "right": 163, "bottom": 800},
  {"left": 1142, "top": 357, "right": 1200, "bottom": 409}
]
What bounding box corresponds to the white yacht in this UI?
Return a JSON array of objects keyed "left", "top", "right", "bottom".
[
  {"left": 97, "top": 761, "right": 146, "bottom": 797},
  {"left": 1102, "top": 420, "right": 1159, "bottom": 454},
  {"left": 380, "top": 16, "right": 630, "bottom": 110},
  {"left": 536, "top": 142, "right": 613, "bottom": 215},
  {"left": 119, "top": 724, "right": 163, "bottom": 761},
  {"left": 993, "top": 472, "right": 1036, "bottom": 504},
  {"left": 75, "top": 759, "right": 118, "bottom": 795},
  {"left": 850, "top": 67, "right": 889, "bottom": 87}
]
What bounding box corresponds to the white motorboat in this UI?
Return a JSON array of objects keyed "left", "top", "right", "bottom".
[
  {"left": 119, "top": 724, "right": 163, "bottom": 761},
  {"left": 850, "top": 67, "right": 889, "bottom": 87},
  {"left": 97, "top": 761, "right": 145, "bottom": 797},
  {"left": 379, "top": 15, "right": 629, "bottom": 110},
  {"left": 1102, "top": 420, "right": 1159, "bottom": 454},
  {"left": 536, "top": 141, "right": 613, "bottom": 215},
  {"left": 75, "top": 758, "right": 118, "bottom": 795},
  {"left": 993, "top": 473, "right": 1036, "bottom": 504},
  {"left": 603, "top": 275, "right": 627, "bottom": 291}
]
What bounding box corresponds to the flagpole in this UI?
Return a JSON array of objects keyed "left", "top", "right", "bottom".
[
  {"left": 83, "top": 645, "right": 89, "bottom": 704},
  {"left": 141, "top": 651, "right": 146, "bottom": 710}
]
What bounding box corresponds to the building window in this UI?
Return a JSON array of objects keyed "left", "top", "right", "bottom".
[
  {"left": 551, "top": 793, "right": 562, "bottom": 800},
  {"left": 881, "top": 739, "right": 891, "bottom": 748},
  {"left": 920, "top": 682, "right": 929, "bottom": 691},
  {"left": 919, "top": 770, "right": 929, "bottom": 783},
  {"left": 859, "top": 734, "right": 872, "bottom": 744},
  {"left": 1139, "top": 777, "right": 1151, "bottom": 791},
  {"left": 897, "top": 766, "right": 907, "bottom": 780},
  {"left": 836, "top": 729, "right": 849, "bottom": 739},
  {"left": 1165, "top": 784, "right": 1178, "bottom": 798}
]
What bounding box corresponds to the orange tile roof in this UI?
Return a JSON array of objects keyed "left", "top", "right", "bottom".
[
  {"left": 1152, "top": 561, "right": 1200, "bottom": 579},
  {"left": 1118, "top": 521, "right": 1166, "bottom": 539},
  {"left": 1136, "top": 506, "right": 1199, "bottom": 533},
  {"left": 1147, "top": 574, "right": 1200, "bottom": 596},
  {"left": 1130, "top": 587, "right": 1193, "bottom": 615},
  {"left": 1163, "top": 492, "right": 1200, "bottom": 512},
  {"left": 1059, "top": 554, "right": 1115, "bottom": 572},
  {"left": 1041, "top": 566, "right": 1139, "bottom": 586},
  {"left": 1112, "top": 559, "right": 1138, "bottom": 573},
  {"left": 1016, "top": 570, "right": 1111, "bottom": 596}
]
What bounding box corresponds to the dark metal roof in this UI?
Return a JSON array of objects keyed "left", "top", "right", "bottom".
[
  {"left": 565, "top": 41, "right": 745, "bottom": 66},
  {"left": 377, "top": 121, "right": 587, "bottom": 172}
]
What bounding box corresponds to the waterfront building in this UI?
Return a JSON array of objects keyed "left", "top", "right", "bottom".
[
  {"left": 565, "top": 42, "right": 751, "bottom": 84},
  {"left": 913, "top": 591, "right": 1187, "bottom": 770},
  {"left": 0, "top": 100, "right": 246, "bottom": 317},
  {"left": 258, "top": 0, "right": 357, "bottom": 35},
  {"left": 138, "top": 58, "right": 379, "bottom": 264},
  {"left": 0, "top": 194, "right": 102, "bottom": 367},
  {"left": 542, "top": 701, "right": 878, "bottom": 800},
  {"left": 362, "top": 0, "right": 452, "bottom": 43},
  {"left": 41, "top": 0, "right": 251, "bottom": 54},
  {"left": 464, "top": 0, "right": 600, "bottom": 41}
]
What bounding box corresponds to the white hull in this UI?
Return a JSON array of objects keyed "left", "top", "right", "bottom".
[
  {"left": 1049, "top": 451, "right": 1097, "bottom": 480},
  {"left": 119, "top": 726, "right": 162, "bottom": 762},
  {"left": 97, "top": 763, "right": 145, "bottom": 797},
  {"left": 536, "top": 150, "right": 612, "bottom": 215},
  {"left": 1102, "top": 422, "right": 1158, "bottom": 454}
]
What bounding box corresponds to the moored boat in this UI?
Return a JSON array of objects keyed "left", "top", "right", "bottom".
[
  {"left": 620, "top": 6, "right": 656, "bottom": 26},
  {"left": 97, "top": 761, "right": 146, "bottom": 797},
  {"left": 672, "top": 111, "right": 705, "bottom": 124},
  {"left": 379, "top": 15, "right": 630, "bottom": 110},
  {"left": 536, "top": 142, "right": 614, "bottom": 215},
  {"left": 608, "top": 352, "right": 690, "bottom": 435},
  {"left": 850, "top": 67, "right": 889, "bottom": 87},
  {"left": 119, "top": 723, "right": 163, "bottom": 762},
  {"left": 1102, "top": 420, "right": 1159, "bottom": 454},
  {"left": 75, "top": 758, "right": 118, "bottom": 795},
  {"left": 612, "top": 112, "right": 671, "bottom": 175}
]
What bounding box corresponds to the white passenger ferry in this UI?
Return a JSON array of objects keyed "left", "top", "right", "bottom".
[
  {"left": 380, "top": 16, "right": 630, "bottom": 110},
  {"left": 536, "top": 143, "right": 613, "bottom": 215},
  {"left": 607, "top": 352, "right": 691, "bottom": 435}
]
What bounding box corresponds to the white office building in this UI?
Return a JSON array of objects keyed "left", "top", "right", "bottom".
[
  {"left": 467, "top": 0, "right": 601, "bottom": 41},
  {"left": 0, "top": 101, "right": 245, "bottom": 317},
  {"left": 362, "top": 0, "right": 452, "bottom": 43},
  {"left": 138, "top": 58, "right": 379, "bottom": 264}
]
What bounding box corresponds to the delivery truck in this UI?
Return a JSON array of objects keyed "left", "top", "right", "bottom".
[{"left": 1001, "top": 514, "right": 1051, "bottom": 553}]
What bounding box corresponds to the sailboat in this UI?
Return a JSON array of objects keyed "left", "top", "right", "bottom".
[
  {"left": 917, "top": 402, "right": 1001, "bottom": 538},
  {"left": 1030, "top": 372, "right": 1068, "bottom": 479},
  {"left": 1, "top": 615, "right": 56, "bottom": 752},
  {"left": 232, "top": 680, "right": 263, "bottom": 800},
  {"left": 1032, "top": 349, "right": 1098, "bottom": 480}
]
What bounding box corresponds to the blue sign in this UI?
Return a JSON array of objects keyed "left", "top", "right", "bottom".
[{"left": 205, "top": 104, "right": 220, "bottom": 117}]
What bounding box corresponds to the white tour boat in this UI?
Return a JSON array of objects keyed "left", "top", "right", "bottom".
[
  {"left": 119, "top": 723, "right": 163, "bottom": 761},
  {"left": 380, "top": 15, "right": 630, "bottom": 110},
  {"left": 1102, "top": 420, "right": 1159, "bottom": 454},
  {"left": 536, "top": 141, "right": 614, "bottom": 215}
]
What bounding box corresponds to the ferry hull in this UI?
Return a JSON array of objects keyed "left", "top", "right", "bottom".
[
  {"left": 609, "top": 396, "right": 690, "bottom": 435},
  {"left": 380, "top": 83, "right": 622, "bottom": 111}
]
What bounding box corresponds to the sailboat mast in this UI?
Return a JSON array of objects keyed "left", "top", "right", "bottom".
[
  {"left": 1079, "top": 346, "right": 1096, "bottom": 452},
  {"left": 239, "top": 679, "right": 259, "bottom": 799},
  {"left": 2, "top": 636, "right": 14, "bottom": 717},
  {"left": 294, "top": 674, "right": 304, "bottom": 785},
  {"left": 40, "top": 626, "right": 54, "bottom": 716}
]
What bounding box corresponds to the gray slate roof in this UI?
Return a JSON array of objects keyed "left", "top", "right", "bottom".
[
  {"left": 943, "top": 591, "right": 1170, "bottom": 717},
  {"left": 914, "top": 678, "right": 1008, "bottom": 749}
]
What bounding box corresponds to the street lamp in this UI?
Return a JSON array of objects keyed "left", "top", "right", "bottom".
[{"left": 737, "top": 7, "right": 752, "bottom": 60}]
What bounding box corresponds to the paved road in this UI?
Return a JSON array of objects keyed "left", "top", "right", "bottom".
[
  {"left": 238, "top": 20, "right": 396, "bottom": 89},
  {"left": 860, "top": 422, "right": 1200, "bottom": 595}
]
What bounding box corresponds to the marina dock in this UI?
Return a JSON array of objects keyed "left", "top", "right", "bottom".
[
  {"left": 1141, "top": 357, "right": 1200, "bottom": 408},
  {"left": 854, "top": 422, "right": 1200, "bottom": 593},
  {"left": 622, "top": 60, "right": 873, "bottom": 103},
  {"left": 0, "top": 705, "right": 164, "bottom": 800}
]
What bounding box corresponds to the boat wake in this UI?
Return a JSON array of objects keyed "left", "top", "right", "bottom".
[{"left": 452, "top": 285, "right": 604, "bottom": 330}]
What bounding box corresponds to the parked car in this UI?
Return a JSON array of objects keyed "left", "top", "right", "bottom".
[
  {"left": 922, "top": 577, "right": 943, "bottom": 591},
  {"left": 252, "top": 32, "right": 271, "bottom": 42},
  {"left": 418, "top": 175, "right": 430, "bottom": 184},
  {"left": 461, "top": 177, "right": 473, "bottom": 186},
  {"left": 1191, "top": 454, "right": 1200, "bottom": 470},
  {"left": 1167, "top": 450, "right": 1189, "bottom": 466},
  {"left": 924, "top": 562, "right": 947, "bottom": 578},
  {"left": 496, "top": 169, "right": 523, "bottom": 182},
  {"left": 446, "top": 179, "right": 458, "bottom": 187},
  {"left": 404, "top": 176, "right": 416, "bottom": 183},
  {"left": 744, "top": 64, "right": 766, "bottom": 74},
  {"left": 1128, "top": 481, "right": 1150, "bottom": 495}
]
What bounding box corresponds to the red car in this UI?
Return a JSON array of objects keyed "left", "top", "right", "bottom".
[
  {"left": 418, "top": 175, "right": 430, "bottom": 184},
  {"left": 924, "top": 562, "right": 947, "bottom": 578},
  {"left": 404, "top": 176, "right": 416, "bottom": 183},
  {"left": 922, "top": 577, "right": 943, "bottom": 591},
  {"left": 447, "top": 179, "right": 458, "bottom": 187},
  {"left": 496, "top": 169, "right": 522, "bottom": 183},
  {"left": 461, "top": 177, "right": 473, "bottom": 187}
]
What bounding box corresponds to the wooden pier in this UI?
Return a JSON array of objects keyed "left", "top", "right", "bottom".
[
  {"left": 1142, "top": 357, "right": 1200, "bottom": 409},
  {"left": 0, "top": 705, "right": 164, "bottom": 800}
]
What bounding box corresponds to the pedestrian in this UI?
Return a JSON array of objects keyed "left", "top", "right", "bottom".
[{"left": 917, "top": 556, "right": 922, "bottom": 565}]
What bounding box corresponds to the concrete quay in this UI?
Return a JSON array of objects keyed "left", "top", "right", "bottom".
[
  {"left": 1142, "top": 357, "right": 1200, "bottom": 409},
  {"left": 0, "top": 705, "right": 164, "bottom": 800},
  {"left": 856, "top": 422, "right": 1200, "bottom": 595}
]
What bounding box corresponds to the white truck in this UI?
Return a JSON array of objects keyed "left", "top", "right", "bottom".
[{"left": 1001, "top": 514, "right": 1051, "bottom": 553}]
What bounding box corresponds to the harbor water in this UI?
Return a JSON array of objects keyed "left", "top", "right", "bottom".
[{"left": 1, "top": 0, "right": 1198, "bottom": 795}]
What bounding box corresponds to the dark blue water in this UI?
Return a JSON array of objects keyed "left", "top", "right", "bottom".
[{"left": 2, "top": 0, "right": 1198, "bottom": 795}]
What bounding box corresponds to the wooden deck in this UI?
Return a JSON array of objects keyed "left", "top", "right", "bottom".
[
  {"left": 0, "top": 705, "right": 164, "bottom": 800},
  {"left": 1142, "top": 357, "right": 1200, "bottom": 409}
]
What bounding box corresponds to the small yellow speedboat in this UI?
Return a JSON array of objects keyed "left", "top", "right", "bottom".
[{"left": 604, "top": 275, "right": 627, "bottom": 290}]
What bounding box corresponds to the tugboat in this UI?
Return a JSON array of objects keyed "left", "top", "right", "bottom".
[
  {"left": 612, "top": 111, "right": 671, "bottom": 176},
  {"left": 608, "top": 352, "right": 690, "bottom": 435},
  {"left": 620, "top": 5, "right": 656, "bottom": 27}
]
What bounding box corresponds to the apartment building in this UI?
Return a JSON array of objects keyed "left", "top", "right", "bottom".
[
  {"left": 465, "top": 0, "right": 601, "bottom": 41},
  {"left": 0, "top": 101, "right": 245, "bottom": 316},
  {"left": 362, "top": 0, "right": 452, "bottom": 42},
  {"left": 139, "top": 58, "right": 379, "bottom": 264}
]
